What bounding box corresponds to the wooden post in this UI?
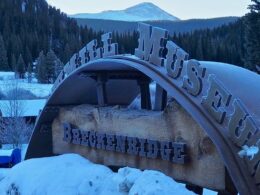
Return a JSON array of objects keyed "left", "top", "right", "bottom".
[
  {"left": 185, "top": 184, "right": 203, "bottom": 195},
  {"left": 138, "top": 79, "right": 151, "bottom": 110},
  {"left": 217, "top": 169, "right": 237, "bottom": 195},
  {"left": 154, "top": 84, "right": 167, "bottom": 111},
  {"left": 96, "top": 74, "right": 108, "bottom": 106}
]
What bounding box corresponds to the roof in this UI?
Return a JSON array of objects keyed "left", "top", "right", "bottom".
[{"left": 0, "top": 99, "right": 46, "bottom": 117}]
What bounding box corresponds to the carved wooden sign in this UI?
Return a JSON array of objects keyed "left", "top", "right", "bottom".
[
  {"left": 53, "top": 104, "right": 225, "bottom": 191},
  {"left": 63, "top": 123, "right": 188, "bottom": 164}
]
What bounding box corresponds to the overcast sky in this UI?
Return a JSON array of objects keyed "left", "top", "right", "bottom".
[{"left": 46, "top": 0, "right": 252, "bottom": 20}]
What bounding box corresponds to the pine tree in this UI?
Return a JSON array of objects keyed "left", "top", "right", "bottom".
[
  {"left": 24, "top": 46, "right": 32, "bottom": 67},
  {"left": 54, "top": 58, "right": 64, "bottom": 80},
  {"left": 244, "top": 0, "right": 260, "bottom": 71},
  {"left": 11, "top": 54, "right": 16, "bottom": 72},
  {"left": 45, "top": 50, "right": 57, "bottom": 83},
  {"left": 0, "top": 34, "right": 9, "bottom": 71},
  {"left": 36, "top": 51, "right": 46, "bottom": 83},
  {"left": 248, "top": 0, "right": 260, "bottom": 11},
  {"left": 27, "top": 63, "right": 32, "bottom": 83},
  {"left": 195, "top": 37, "right": 204, "bottom": 60},
  {"left": 64, "top": 44, "right": 72, "bottom": 63},
  {"left": 16, "top": 54, "right": 26, "bottom": 79}
]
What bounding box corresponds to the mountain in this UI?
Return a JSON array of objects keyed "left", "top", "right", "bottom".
[
  {"left": 76, "top": 17, "right": 239, "bottom": 35},
  {"left": 71, "top": 2, "right": 179, "bottom": 21}
]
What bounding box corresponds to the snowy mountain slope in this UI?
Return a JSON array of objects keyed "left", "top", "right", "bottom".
[
  {"left": 71, "top": 2, "right": 179, "bottom": 21},
  {"left": 0, "top": 72, "right": 52, "bottom": 99}
]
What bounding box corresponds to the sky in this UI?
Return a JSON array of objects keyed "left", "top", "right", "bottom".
[{"left": 46, "top": 0, "right": 252, "bottom": 20}]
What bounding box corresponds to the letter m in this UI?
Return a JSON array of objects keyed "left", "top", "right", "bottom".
[{"left": 135, "top": 23, "right": 168, "bottom": 66}]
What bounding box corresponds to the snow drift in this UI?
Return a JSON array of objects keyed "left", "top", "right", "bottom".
[{"left": 0, "top": 154, "right": 194, "bottom": 195}]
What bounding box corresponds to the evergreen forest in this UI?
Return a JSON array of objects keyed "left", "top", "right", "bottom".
[{"left": 0, "top": 0, "right": 259, "bottom": 83}]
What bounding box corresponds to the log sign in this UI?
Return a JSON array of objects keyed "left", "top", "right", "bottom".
[
  {"left": 134, "top": 23, "right": 260, "bottom": 186},
  {"left": 63, "top": 123, "right": 188, "bottom": 165}
]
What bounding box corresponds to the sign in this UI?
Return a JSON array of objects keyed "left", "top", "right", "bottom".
[
  {"left": 27, "top": 22, "right": 260, "bottom": 195},
  {"left": 52, "top": 103, "right": 225, "bottom": 191},
  {"left": 63, "top": 123, "right": 188, "bottom": 164}
]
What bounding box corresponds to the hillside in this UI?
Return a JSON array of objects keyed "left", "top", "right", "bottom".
[
  {"left": 0, "top": 0, "right": 98, "bottom": 70},
  {"left": 76, "top": 17, "right": 239, "bottom": 35},
  {"left": 0, "top": 72, "right": 52, "bottom": 99}
]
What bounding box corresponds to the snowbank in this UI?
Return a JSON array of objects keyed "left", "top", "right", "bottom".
[
  {"left": 0, "top": 169, "right": 9, "bottom": 181},
  {"left": 0, "top": 154, "right": 195, "bottom": 195}
]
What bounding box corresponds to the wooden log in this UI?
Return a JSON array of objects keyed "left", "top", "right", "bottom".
[{"left": 52, "top": 102, "right": 226, "bottom": 191}]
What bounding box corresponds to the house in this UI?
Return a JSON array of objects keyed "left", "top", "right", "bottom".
[{"left": 0, "top": 99, "right": 46, "bottom": 123}]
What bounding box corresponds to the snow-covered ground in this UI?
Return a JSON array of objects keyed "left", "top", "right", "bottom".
[
  {"left": 0, "top": 72, "right": 52, "bottom": 99},
  {"left": 0, "top": 72, "right": 16, "bottom": 80},
  {"left": 0, "top": 153, "right": 217, "bottom": 195},
  {"left": 0, "top": 169, "right": 9, "bottom": 182},
  {"left": 0, "top": 154, "right": 195, "bottom": 195}
]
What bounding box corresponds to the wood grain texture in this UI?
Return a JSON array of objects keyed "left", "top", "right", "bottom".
[{"left": 52, "top": 101, "right": 225, "bottom": 190}]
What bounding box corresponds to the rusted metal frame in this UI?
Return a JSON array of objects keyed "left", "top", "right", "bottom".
[
  {"left": 218, "top": 168, "right": 238, "bottom": 195},
  {"left": 79, "top": 70, "right": 145, "bottom": 80},
  {"left": 185, "top": 184, "right": 203, "bottom": 195},
  {"left": 26, "top": 106, "right": 59, "bottom": 159},
  {"left": 110, "top": 57, "right": 252, "bottom": 195},
  {"left": 96, "top": 74, "right": 108, "bottom": 106},
  {"left": 80, "top": 69, "right": 153, "bottom": 109},
  {"left": 80, "top": 70, "right": 150, "bottom": 107}
]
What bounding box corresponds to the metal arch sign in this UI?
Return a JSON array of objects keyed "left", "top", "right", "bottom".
[{"left": 27, "top": 23, "right": 260, "bottom": 195}]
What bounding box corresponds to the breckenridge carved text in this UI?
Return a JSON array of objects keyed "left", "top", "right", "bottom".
[{"left": 63, "top": 123, "right": 188, "bottom": 165}]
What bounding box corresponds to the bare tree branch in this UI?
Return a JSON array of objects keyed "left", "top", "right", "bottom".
[{"left": 0, "top": 80, "right": 33, "bottom": 148}]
